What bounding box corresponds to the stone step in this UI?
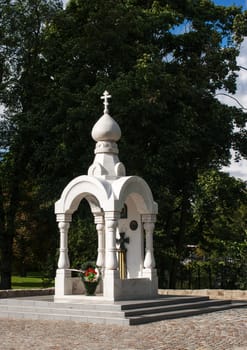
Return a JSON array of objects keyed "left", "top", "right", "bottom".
[
  {"left": 0, "top": 295, "right": 211, "bottom": 314},
  {"left": 0, "top": 298, "right": 122, "bottom": 312},
  {"left": 128, "top": 302, "right": 247, "bottom": 325},
  {"left": 0, "top": 296, "right": 246, "bottom": 326},
  {"left": 116, "top": 296, "right": 211, "bottom": 310},
  {"left": 0, "top": 297, "right": 128, "bottom": 324},
  {"left": 0, "top": 298, "right": 129, "bottom": 325},
  {"left": 0, "top": 304, "right": 124, "bottom": 319},
  {"left": 123, "top": 299, "right": 230, "bottom": 317},
  {"left": 0, "top": 309, "right": 129, "bottom": 325}
]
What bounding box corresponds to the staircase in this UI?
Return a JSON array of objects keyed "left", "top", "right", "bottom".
[
  {"left": 120, "top": 296, "right": 247, "bottom": 325},
  {"left": 0, "top": 295, "right": 246, "bottom": 325}
]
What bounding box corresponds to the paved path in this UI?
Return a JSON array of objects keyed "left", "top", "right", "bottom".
[{"left": 0, "top": 308, "right": 246, "bottom": 350}]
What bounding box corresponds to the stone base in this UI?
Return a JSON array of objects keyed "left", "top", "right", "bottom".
[
  {"left": 55, "top": 269, "right": 72, "bottom": 297},
  {"left": 55, "top": 268, "right": 158, "bottom": 301},
  {"left": 114, "top": 278, "right": 158, "bottom": 301},
  {"left": 103, "top": 269, "right": 158, "bottom": 301},
  {"left": 103, "top": 270, "right": 120, "bottom": 300}
]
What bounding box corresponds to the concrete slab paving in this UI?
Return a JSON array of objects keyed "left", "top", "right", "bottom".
[{"left": 0, "top": 308, "right": 246, "bottom": 349}]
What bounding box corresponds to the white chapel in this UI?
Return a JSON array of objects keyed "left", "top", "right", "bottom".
[{"left": 54, "top": 91, "right": 158, "bottom": 301}]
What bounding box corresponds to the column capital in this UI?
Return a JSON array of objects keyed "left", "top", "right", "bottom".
[
  {"left": 143, "top": 222, "right": 155, "bottom": 232},
  {"left": 93, "top": 213, "right": 105, "bottom": 224},
  {"left": 104, "top": 211, "right": 120, "bottom": 220},
  {"left": 56, "top": 213, "right": 72, "bottom": 222},
  {"left": 58, "top": 221, "right": 70, "bottom": 230},
  {"left": 141, "top": 214, "right": 156, "bottom": 223}
]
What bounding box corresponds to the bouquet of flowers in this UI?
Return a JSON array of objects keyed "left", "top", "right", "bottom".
[
  {"left": 80, "top": 261, "right": 101, "bottom": 295},
  {"left": 83, "top": 266, "right": 98, "bottom": 282}
]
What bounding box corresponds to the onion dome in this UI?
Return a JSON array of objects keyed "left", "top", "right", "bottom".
[{"left": 91, "top": 91, "right": 121, "bottom": 142}]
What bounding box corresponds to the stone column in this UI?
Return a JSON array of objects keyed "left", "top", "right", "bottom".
[
  {"left": 142, "top": 214, "right": 158, "bottom": 297},
  {"left": 103, "top": 211, "right": 120, "bottom": 300},
  {"left": 55, "top": 214, "right": 72, "bottom": 298},
  {"left": 142, "top": 214, "right": 156, "bottom": 269},
  {"left": 94, "top": 214, "right": 105, "bottom": 268},
  {"left": 104, "top": 212, "right": 119, "bottom": 270},
  {"left": 143, "top": 222, "right": 155, "bottom": 269},
  {"left": 57, "top": 221, "right": 70, "bottom": 269}
]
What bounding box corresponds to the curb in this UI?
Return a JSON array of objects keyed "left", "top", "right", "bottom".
[
  {"left": 159, "top": 289, "right": 247, "bottom": 300},
  {"left": 0, "top": 288, "right": 54, "bottom": 298}
]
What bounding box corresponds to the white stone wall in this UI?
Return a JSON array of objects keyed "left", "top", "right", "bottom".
[{"left": 117, "top": 196, "right": 143, "bottom": 278}]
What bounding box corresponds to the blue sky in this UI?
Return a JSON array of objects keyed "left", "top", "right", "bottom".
[
  {"left": 213, "top": 0, "right": 246, "bottom": 8},
  {"left": 63, "top": 0, "right": 247, "bottom": 9}
]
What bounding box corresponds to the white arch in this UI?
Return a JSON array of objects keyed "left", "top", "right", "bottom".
[
  {"left": 112, "top": 176, "right": 158, "bottom": 214},
  {"left": 55, "top": 175, "right": 112, "bottom": 215}
]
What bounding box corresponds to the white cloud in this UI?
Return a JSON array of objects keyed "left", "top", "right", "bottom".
[
  {"left": 62, "top": 0, "right": 68, "bottom": 9},
  {"left": 217, "top": 39, "right": 247, "bottom": 109},
  {"left": 222, "top": 151, "right": 247, "bottom": 181},
  {"left": 217, "top": 38, "right": 247, "bottom": 182},
  {"left": 235, "top": 39, "right": 247, "bottom": 109},
  {"left": 222, "top": 162, "right": 247, "bottom": 181}
]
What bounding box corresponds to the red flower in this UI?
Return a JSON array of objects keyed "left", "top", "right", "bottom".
[
  {"left": 85, "top": 268, "right": 96, "bottom": 276},
  {"left": 81, "top": 263, "right": 100, "bottom": 283}
]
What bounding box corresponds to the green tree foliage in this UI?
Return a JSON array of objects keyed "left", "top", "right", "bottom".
[
  {"left": 41, "top": 0, "right": 247, "bottom": 286},
  {"left": 68, "top": 200, "right": 98, "bottom": 269},
  {"left": 0, "top": 0, "right": 246, "bottom": 288},
  {"left": 193, "top": 170, "right": 246, "bottom": 244},
  {"left": 0, "top": 0, "right": 63, "bottom": 288},
  {"left": 187, "top": 170, "right": 247, "bottom": 289}
]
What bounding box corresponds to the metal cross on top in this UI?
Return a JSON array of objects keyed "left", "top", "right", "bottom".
[{"left": 101, "top": 90, "right": 111, "bottom": 113}]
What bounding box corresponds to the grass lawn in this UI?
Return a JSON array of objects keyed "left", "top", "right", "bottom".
[{"left": 11, "top": 273, "right": 54, "bottom": 289}]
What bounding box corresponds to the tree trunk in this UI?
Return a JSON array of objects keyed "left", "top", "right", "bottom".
[
  {"left": 0, "top": 219, "right": 15, "bottom": 289},
  {"left": 0, "top": 154, "right": 21, "bottom": 289},
  {"left": 0, "top": 179, "right": 11, "bottom": 289},
  {"left": 0, "top": 250, "right": 12, "bottom": 289}
]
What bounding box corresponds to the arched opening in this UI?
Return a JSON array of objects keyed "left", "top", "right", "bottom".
[
  {"left": 68, "top": 197, "right": 104, "bottom": 295},
  {"left": 68, "top": 198, "right": 97, "bottom": 270}
]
